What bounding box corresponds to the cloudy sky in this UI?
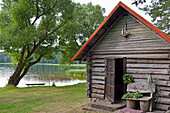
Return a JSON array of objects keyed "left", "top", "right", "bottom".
[{"left": 73, "top": 0, "right": 152, "bottom": 22}]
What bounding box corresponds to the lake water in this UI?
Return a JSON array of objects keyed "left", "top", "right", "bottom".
[{"left": 0, "top": 64, "right": 86, "bottom": 87}]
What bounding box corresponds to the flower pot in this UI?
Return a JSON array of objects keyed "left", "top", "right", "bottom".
[
  {"left": 126, "top": 100, "right": 136, "bottom": 109},
  {"left": 140, "top": 100, "right": 149, "bottom": 112}
]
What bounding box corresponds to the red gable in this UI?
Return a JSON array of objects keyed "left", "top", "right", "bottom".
[{"left": 71, "top": 1, "right": 170, "bottom": 62}]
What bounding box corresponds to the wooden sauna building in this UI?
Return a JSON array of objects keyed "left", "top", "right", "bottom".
[{"left": 71, "top": 2, "right": 170, "bottom": 111}]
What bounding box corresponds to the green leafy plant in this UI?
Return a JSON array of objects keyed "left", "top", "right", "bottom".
[
  {"left": 133, "top": 91, "right": 143, "bottom": 99},
  {"left": 122, "top": 92, "right": 133, "bottom": 99},
  {"left": 122, "top": 91, "right": 143, "bottom": 99},
  {"left": 123, "top": 74, "right": 135, "bottom": 84}
]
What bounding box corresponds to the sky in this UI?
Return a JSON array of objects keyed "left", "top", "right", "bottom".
[{"left": 73, "top": 0, "right": 152, "bottom": 22}]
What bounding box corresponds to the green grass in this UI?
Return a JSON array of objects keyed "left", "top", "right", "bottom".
[{"left": 0, "top": 83, "right": 90, "bottom": 113}]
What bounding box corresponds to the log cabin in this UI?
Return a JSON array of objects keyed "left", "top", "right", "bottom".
[{"left": 72, "top": 1, "right": 170, "bottom": 111}]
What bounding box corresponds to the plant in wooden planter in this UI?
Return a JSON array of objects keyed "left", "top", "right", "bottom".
[
  {"left": 122, "top": 91, "right": 143, "bottom": 99},
  {"left": 133, "top": 91, "right": 143, "bottom": 99},
  {"left": 122, "top": 91, "right": 143, "bottom": 109},
  {"left": 122, "top": 92, "right": 133, "bottom": 99},
  {"left": 123, "top": 74, "right": 135, "bottom": 85}
]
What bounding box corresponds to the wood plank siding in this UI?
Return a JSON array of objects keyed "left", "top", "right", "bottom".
[{"left": 90, "top": 15, "right": 170, "bottom": 111}]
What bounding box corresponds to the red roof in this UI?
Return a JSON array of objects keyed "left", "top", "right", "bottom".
[{"left": 71, "top": 1, "right": 170, "bottom": 62}]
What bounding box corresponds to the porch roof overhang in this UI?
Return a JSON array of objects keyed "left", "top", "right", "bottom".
[{"left": 71, "top": 1, "right": 170, "bottom": 62}]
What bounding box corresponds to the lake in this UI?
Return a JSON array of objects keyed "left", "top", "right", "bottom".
[{"left": 0, "top": 63, "right": 86, "bottom": 87}]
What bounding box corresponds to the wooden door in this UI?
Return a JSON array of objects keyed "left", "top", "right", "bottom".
[{"left": 105, "top": 58, "right": 115, "bottom": 103}]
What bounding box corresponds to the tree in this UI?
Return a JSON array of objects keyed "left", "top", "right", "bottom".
[
  {"left": 132, "top": 0, "right": 169, "bottom": 35},
  {"left": 59, "top": 2, "right": 105, "bottom": 65},
  {"left": 0, "top": 0, "right": 105, "bottom": 86},
  {"left": 0, "top": 0, "right": 74, "bottom": 86},
  {"left": 132, "top": 0, "right": 146, "bottom": 6}
]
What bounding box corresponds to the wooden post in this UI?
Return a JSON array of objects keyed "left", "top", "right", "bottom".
[
  {"left": 104, "top": 58, "right": 107, "bottom": 99},
  {"left": 123, "top": 57, "right": 127, "bottom": 75},
  {"left": 86, "top": 53, "right": 92, "bottom": 98},
  {"left": 123, "top": 57, "right": 127, "bottom": 94}
]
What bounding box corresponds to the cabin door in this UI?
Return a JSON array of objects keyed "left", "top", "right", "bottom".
[
  {"left": 105, "top": 58, "right": 115, "bottom": 103},
  {"left": 105, "top": 58, "right": 125, "bottom": 103}
]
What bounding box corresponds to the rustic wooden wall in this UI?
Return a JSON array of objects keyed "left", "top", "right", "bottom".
[{"left": 89, "top": 14, "right": 170, "bottom": 111}]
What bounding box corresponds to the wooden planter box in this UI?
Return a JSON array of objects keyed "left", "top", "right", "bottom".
[
  {"left": 126, "top": 100, "right": 136, "bottom": 109},
  {"left": 140, "top": 100, "right": 149, "bottom": 112}
]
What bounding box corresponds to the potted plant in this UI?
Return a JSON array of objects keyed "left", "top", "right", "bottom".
[
  {"left": 122, "top": 91, "right": 143, "bottom": 99},
  {"left": 122, "top": 91, "right": 143, "bottom": 109}
]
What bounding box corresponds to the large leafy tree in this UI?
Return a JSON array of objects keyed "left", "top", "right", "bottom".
[
  {"left": 0, "top": 0, "right": 105, "bottom": 86},
  {"left": 132, "top": 0, "right": 169, "bottom": 35},
  {"left": 0, "top": 0, "right": 74, "bottom": 86}
]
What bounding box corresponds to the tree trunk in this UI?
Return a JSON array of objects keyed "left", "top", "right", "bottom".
[
  {"left": 8, "top": 73, "right": 22, "bottom": 86},
  {"left": 7, "top": 54, "right": 43, "bottom": 87},
  {"left": 8, "top": 66, "right": 25, "bottom": 86},
  {"left": 8, "top": 66, "right": 30, "bottom": 86}
]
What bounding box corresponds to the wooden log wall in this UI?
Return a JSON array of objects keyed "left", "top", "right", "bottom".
[{"left": 89, "top": 14, "right": 170, "bottom": 111}]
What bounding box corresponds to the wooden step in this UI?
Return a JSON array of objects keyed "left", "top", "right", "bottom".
[
  {"left": 82, "top": 106, "right": 111, "bottom": 112},
  {"left": 91, "top": 100, "right": 126, "bottom": 112},
  {"left": 117, "top": 108, "right": 143, "bottom": 113}
]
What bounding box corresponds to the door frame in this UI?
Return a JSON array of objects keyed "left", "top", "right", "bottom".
[
  {"left": 104, "top": 57, "right": 126, "bottom": 102},
  {"left": 104, "top": 58, "right": 115, "bottom": 103}
]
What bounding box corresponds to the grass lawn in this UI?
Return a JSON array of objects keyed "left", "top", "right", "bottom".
[{"left": 0, "top": 83, "right": 95, "bottom": 113}]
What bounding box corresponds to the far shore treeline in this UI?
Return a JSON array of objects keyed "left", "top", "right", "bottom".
[{"left": 0, "top": 52, "right": 84, "bottom": 64}]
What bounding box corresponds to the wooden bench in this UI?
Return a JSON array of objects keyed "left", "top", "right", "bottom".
[
  {"left": 26, "top": 83, "right": 45, "bottom": 87},
  {"left": 125, "top": 82, "right": 155, "bottom": 112}
]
